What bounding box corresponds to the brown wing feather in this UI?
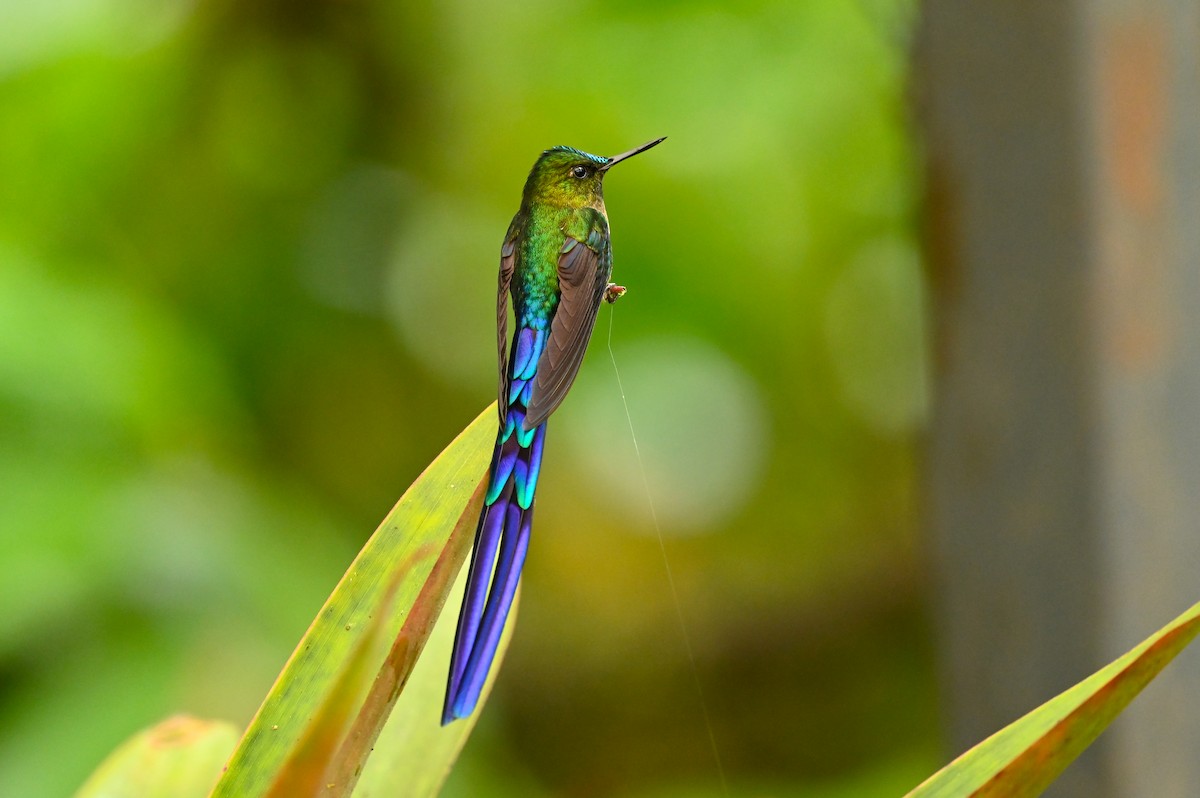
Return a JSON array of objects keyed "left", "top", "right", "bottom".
[
  {"left": 524, "top": 232, "right": 612, "bottom": 428},
  {"left": 496, "top": 233, "right": 518, "bottom": 422}
]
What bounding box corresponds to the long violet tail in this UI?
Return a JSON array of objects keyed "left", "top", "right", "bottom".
[{"left": 443, "top": 330, "right": 546, "bottom": 724}]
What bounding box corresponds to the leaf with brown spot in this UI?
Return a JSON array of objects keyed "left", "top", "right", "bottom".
[
  {"left": 74, "top": 715, "right": 239, "bottom": 798},
  {"left": 209, "top": 405, "right": 498, "bottom": 798}
]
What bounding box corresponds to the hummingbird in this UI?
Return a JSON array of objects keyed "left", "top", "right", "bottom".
[{"left": 442, "top": 137, "right": 666, "bottom": 724}]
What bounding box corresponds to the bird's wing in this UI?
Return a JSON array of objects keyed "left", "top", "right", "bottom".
[
  {"left": 524, "top": 217, "right": 612, "bottom": 428},
  {"left": 496, "top": 226, "right": 518, "bottom": 423}
]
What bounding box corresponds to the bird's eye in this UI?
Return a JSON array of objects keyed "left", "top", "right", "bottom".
[{"left": 571, "top": 165, "right": 589, "bottom": 179}]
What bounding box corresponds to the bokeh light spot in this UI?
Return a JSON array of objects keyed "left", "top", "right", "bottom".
[
  {"left": 561, "top": 334, "right": 769, "bottom": 535},
  {"left": 385, "top": 192, "right": 497, "bottom": 389},
  {"left": 301, "top": 165, "right": 411, "bottom": 315}
]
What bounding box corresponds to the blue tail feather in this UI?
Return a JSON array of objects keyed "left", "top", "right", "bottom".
[
  {"left": 449, "top": 500, "right": 532, "bottom": 720},
  {"left": 443, "top": 397, "right": 547, "bottom": 724},
  {"left": 444, "top": 480, "right": 507, "bottom": 709}
]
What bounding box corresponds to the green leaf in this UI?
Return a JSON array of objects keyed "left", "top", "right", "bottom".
[
  {"left": 210, "top": 405, "right": 497, "bottom": 798},
  {"left": 907, "top": 600, "right": 1200, "bottom": 797},
  {"left": 73, "top": 715, "right": 239, "bottom": 798},
  {"left": 351, "top": 561, "right": 518, "bottom": 797}
]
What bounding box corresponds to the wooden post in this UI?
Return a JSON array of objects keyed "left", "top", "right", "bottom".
[{"left": 918, "top": 2, "right": 1200, "bottom": 795}]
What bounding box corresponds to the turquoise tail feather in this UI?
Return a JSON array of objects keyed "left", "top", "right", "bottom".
[{"left": 443, "top": 327, "right": 547, "bottom": 724}]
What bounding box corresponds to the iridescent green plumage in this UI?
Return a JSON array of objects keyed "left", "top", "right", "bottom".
[{"left": 443, "top": 137, "right": 665, "bottom": 724}]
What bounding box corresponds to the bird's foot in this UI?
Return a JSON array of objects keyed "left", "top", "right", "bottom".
[{"left": 604, "top": 283, "right": 627, "bottom": 304}]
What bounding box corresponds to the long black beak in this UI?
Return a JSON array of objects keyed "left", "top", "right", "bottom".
[{"left": 599, "top": 136, "right": 667, "bottom": 172}]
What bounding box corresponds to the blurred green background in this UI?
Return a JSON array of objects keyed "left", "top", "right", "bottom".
[{"left": 0, "top": 0, "right": 936, "bottom": 795}]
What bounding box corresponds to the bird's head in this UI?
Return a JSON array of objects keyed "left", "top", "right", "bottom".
[{"left": 521, "top": 137, "right": 665, "bottom": 210}]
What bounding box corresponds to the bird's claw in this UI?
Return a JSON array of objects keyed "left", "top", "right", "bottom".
[{"left": 604, "top": 283, "right": 627, "bottom": 304}]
